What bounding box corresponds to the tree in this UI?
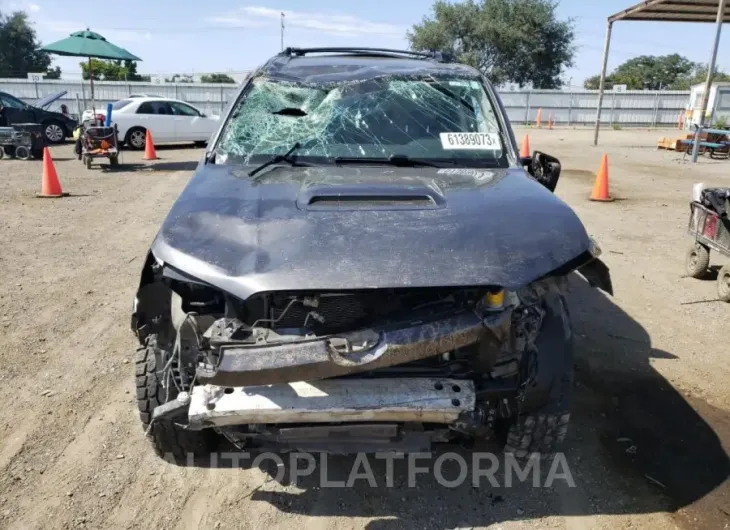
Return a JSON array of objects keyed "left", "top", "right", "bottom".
[
  {"left": 672, "top": 65, "right": 730, "bottom": 90},
  {"left": 0, "top": 10, "right": 61, "bottom": 79},
  {"left": 200, "top": 73, "right": 236, "bottom": 84},
  {"left": 583, "top": 54, "right": 730, "bottom": 90},
  {"left": 408, "top": 0, "right": 575, "bottom": 89},
  {"left": 123, "top": 60, "right": 150, "bottom": 82},
  {"left": 80, "top": 58, "right": 148, "bottom": 81},
  {"left": 45, "top": 66, "right": 62, "bottom": 80}
]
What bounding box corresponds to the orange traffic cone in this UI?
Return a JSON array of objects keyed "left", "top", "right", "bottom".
[
  {"left": 535, "top": 108, "right": 543, "bottom": 128},
  {"left": 590, "top": 154, "right": 614, "bottom": 202},
  {"left": 520, "top": 135, "right": 531, "bottom": 158},
  {"left": 144, "top": 130, "right": 158, "bottom": 160},
  {"left": 36, "top": 147, "right": 67, "bottom": 198}
]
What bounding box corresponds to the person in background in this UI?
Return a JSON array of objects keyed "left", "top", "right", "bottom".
[
  {"left": 60, "top": 104, "right": 71, "bottom": 118},
  {"left": 73, "top": 123, "right": 83, "bottom": 160}
]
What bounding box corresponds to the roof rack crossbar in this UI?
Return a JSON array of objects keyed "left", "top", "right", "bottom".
[{"left": 280, "top": 47, "right": 453, "bottom": 62}]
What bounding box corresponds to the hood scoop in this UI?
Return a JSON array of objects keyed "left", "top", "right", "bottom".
[{"left": 297, "top": 182, "right": 446, "bottom": 211}]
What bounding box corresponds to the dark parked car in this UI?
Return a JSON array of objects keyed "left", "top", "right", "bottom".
[
  {"left": 0, "top": 90, "right": 77, "bottom": 144},
  {"left": 130, "top": 47, "right": 613, "bottom": 461}
]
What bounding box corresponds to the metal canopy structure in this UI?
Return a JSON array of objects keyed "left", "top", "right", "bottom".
[
  {"left": 594, "top": 0, "right": 729, "bottom": 162},
  {"left": 610, "top": 0, "right": 730, "bottom": 22}
]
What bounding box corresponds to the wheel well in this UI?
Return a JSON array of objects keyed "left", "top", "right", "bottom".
[
  {"left": 126, "top": 126, "right": 146, "bottom": 136},
  {"left": 42, "top": 118, "right": 67, "bottom": 135},
  {"left": 132, "top": 253, "right": 171, "bottom": 343}
]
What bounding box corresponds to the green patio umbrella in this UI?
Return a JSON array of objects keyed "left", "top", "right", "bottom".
[{"left": 41, "top": 29, "right": 142, "bottom": 113}]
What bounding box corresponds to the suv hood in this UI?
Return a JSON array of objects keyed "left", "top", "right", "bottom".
[
  {"left": 151, "top": 165, "right": 591, "bottom": 299},
  {"left": 35, "top": 90, "right": 67, "bottom": 110}
]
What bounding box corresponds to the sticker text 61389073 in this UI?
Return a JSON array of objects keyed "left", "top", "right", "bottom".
[{"left": 440, "top": 132, "right": 501, "bottom": 151}]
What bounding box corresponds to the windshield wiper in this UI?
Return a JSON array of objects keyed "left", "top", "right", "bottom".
[
  {"left": 334, "top": 154, "right": 448, "bottom": 168},
  {"left": 247, "top": 142, "right": 313, "bottom": 177}
]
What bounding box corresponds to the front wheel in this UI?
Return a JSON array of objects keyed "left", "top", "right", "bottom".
[
  {"left": 125, "top": 127, "right": 147, "bottom": 150},
  {"left": 502, "top": 293, "right": 574, "bottom": 458},
  {"left": 43, "top": 121, "right": 66, "bottom": 144},
  {"left": 135, "top": 335, "right": 212, "bottom": 463}
]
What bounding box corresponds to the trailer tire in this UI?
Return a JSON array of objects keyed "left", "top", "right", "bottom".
[
  {"left": 136, "top": 336, "right": 213, "bottom": 464},
  {"left": 685, "top": 243, "right": 710, "bottom": 279},
  {"left": 717, "top": 265, "right": 730, "bottom": 302},
  {"left": 14, "top": 145, "right": 31, "bottom": 160}
]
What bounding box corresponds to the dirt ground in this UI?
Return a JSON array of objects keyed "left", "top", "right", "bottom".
[{"left": 0, "top": 130, "right": 728, "bottom": 530}]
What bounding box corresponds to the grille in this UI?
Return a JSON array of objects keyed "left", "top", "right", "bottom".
[
  {"left": 272, "top": 295, "right": 370, "bottom": 333},
  {"left": 262, "top": 288, "right": 475, "bottom": 334}
]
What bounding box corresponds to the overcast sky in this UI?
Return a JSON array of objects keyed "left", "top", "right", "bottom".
[{"left": 2, "top": 0, "right": 728, "bottom": 85}]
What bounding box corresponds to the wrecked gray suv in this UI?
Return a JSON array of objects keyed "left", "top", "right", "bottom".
[{"left": 131, "top": 48, "right": 612, "bottom": 460}]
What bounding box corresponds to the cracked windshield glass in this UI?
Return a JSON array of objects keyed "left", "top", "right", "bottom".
[{"left": 215, "top": 75, "right": 507, "bottom": 167}]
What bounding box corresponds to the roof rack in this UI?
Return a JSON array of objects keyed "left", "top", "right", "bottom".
[{"left": 280, "top": 47, "right": 454, "bottom": 63}]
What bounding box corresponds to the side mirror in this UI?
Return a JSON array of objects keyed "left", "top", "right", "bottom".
[{"left": 523, "top": 151, "right": 561, "bottom": 192}]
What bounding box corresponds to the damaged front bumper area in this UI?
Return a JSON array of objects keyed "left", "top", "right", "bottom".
[
  {"left": 136, "top": 249, "right": 612, "bottom": 450},
  {"left": 198, "top": 311, "right": 489, "bottom": 387},
  {"left": 187, "top": 378, "right": 475, "bottom": 429}
]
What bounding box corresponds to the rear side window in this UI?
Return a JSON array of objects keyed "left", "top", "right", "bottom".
[
  {"left": 137, "top": 101, "right": 172, "bottom": 115},
  {"left": 112, "top": 99, "right": 132, "bottom": 110}
]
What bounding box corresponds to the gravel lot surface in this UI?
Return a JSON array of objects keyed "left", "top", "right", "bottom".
[{"left": 0, "top": 130, "right": 728, "bottom": 529}]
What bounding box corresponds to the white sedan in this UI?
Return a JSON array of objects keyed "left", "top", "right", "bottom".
[{"left": 82, "top": 97, "right": 221, "bottom": 149}]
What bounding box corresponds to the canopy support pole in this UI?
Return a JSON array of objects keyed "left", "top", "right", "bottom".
[
  {"left": 692, "top": 0, "right": 727, "bottom": 163},
  {"left": 88, "top": 56, "right": 97, "bottom": 119},
  {"left": 593, "top": 21, "right": 613, "bottom": 146}
]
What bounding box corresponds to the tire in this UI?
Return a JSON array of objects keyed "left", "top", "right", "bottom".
[
  {"left": 503, "top": 294, "right": 573, "bottom": 459},
  {"left": 125, "top": 127, "right": 147, "bottom": 150},
  {"left": 14, "top": 146, "right": 31, "bottom": 160},
  {"left": 685, "top": 243, "right": 710, "bottom": 278},
  {"left": 194, "top": 141, "right": 207, "bottom": 148},
  {"left": 0, "top": 148, "right": 4, "bottom": 160},
  {"left": 43, "top": 120, "right": 66, "bottom": 144},
  {"left": 503, "top": 397, "right": 572, "bottom": 460},
  {"left": 135, "top": 335, "right": 212, "bottom": 463},
  {"left": 717, "top": 265, "right": 730, "bottom": 302}
]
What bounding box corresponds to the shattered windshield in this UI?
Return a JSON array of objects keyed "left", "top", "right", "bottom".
[{"left": 215, "top": 75, "right": 508, "bottom": 167}]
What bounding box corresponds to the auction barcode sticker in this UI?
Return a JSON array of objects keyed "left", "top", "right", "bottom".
[{"left": 440, "top": 132, "right": 501, "bottom": 150}]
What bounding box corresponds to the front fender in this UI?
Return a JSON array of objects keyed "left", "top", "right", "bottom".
[{"left": 577, "top": 258, "right": 613, "bottom": 296}]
